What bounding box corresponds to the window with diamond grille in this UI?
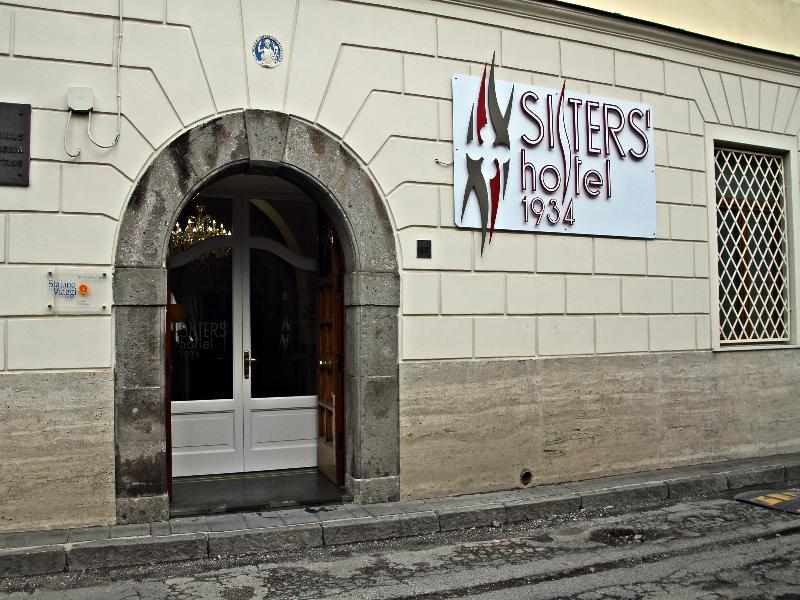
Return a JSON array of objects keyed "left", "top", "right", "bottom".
[{"left": 714, "top": 148, "right": 789, "bottom": 344}]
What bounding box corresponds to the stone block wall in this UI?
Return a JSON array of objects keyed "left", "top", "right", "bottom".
[{"left": 400, "top": 350, "right": 800, "bottom": 499}]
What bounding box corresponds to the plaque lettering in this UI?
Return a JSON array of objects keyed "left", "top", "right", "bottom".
[{"left": 0, "top": 103, "right": 31, "bottom": 186}]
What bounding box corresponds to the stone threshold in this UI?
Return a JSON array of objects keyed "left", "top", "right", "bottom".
[{"left": 1, "top": 453, "right": 799, "bottom": 578}]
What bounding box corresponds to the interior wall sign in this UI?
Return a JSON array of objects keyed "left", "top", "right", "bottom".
[
  {"left": 252, "top": 35, "right": 283, "bottom": 68},
  {"left": 0, "top": 102, "right": 31, "bottom": 186},
  {"left": 452, "top": 56, "right": 656, "bottom": 253}
]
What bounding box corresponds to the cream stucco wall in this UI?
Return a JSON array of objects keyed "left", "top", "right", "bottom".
[
  {"left": 1, "top": 0, "right": 799, "bottom": 529},
  {"left": 555, "top": 0, "right": 800, "bottom": 57}
]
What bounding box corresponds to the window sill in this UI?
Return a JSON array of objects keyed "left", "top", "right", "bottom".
[{"left": 713, "top": 343, "right": 800, "bottom": 353}]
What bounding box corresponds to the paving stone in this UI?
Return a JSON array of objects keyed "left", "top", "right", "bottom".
[
  {"left": 170, "top": 516, "right": 209, "bottom": 534},
  {"left": 206, "top": 513, "right": 248, "bottom": 532},
  {"left": 433, "top": 496, "right": 491, "bottom": 510},
  {"left": 726, "top": 455, "right": 795, "bottom": 471},
  {"left": 438, "top": 504, "right": 507, "bottom": 531},
  {"left": 273, "top": 509, "right": 320, "bottom": 526},
  {"left": 524, "top": 485, "right": 580, "bottom": 498},
  {"left": 504, "top": 494, "right": 582, "bottom": 523},
  {"left": 667, "top": 474, "right": 729, "bottom": 499},
  {"left": 110, "top": 523, "right": 152, "bottom": 539},
  {"left": 440, "top": 491, "right": 525, "bottom": 507},
  {"left": 564, "top": 472, "right": 668, "bottom": 493},
  {"left": 339, "top": 505, "right": 374, "bottom": 519},
  {"left": 727, "top": 466, "right": 786, "bottom": 490},
  {"left": 68, "top": 527, "right": 111, "bottom": 543},
  {"left": 150, "top": 522, "right": 172, "bottom": 537},
  {"left": 208, "top": 524, "right": 323, "bottom": 557},
  {"left": 579, "top": 482, "right": 668, "bottom": 509},
  {"left": 0, "top": 546, "right": 66, "bottom": 577},
  {"left": 362, "top": 500, "right": 436, "bottom": 517},
  {"left": 242, "top": 512, "right": 284, "bottom": 529},
  {"left": 322, "top": 511, "right": 440, "bottom": 545},
  {"left": 67, "top": 534, "right": 208, "bottom": 571},
  {"left": 313, "top": 505, "right": 372, "bottom": 521},
  {"left": 0, "top": 529, "right": 68, "bottom": 549}
]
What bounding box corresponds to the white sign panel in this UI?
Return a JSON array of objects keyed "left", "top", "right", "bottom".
[
  {"left": 47, "top": 267, "right": 111, "bottom": 315},
  {"left": 452, "top": 68, "right": 656, "bottom": 252}
]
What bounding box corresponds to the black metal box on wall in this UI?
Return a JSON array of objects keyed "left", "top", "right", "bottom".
[{"left": 0, "top": 102, "right": 31, "bottom": 187}]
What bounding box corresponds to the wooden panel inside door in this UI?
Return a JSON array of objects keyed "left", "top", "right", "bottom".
[{"left": 316, "top": 217, "right": 345, "bottom": 485}]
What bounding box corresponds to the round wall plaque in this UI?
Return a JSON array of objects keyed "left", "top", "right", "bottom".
[{"left": 252, "top": 35, "right": 283, "bottom": 68}]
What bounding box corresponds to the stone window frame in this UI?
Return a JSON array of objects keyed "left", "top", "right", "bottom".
[
  {"left": 704, "top": 124, "right": 800, "bottom": 351},
  {"left": 113, "top": 111, "right": 400, "bottom": 524}
]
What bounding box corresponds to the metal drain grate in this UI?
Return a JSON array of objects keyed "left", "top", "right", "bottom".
[{"left": 714, "top": 148, "right": 789, "bottom": 344}]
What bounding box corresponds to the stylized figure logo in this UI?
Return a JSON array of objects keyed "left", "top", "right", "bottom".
[{"left": 461, "top": 53, "right": 514, "bottom": 255}]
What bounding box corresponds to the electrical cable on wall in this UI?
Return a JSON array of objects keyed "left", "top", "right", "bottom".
[
  {"left": 63, "top": 109, "right": 81, "bottom": 157},
  {"left": 88, "top": 0, "right": 123, "bottom": 148},
  {"left": 63, "top": 0, "right": 123, "bottom": 157}
]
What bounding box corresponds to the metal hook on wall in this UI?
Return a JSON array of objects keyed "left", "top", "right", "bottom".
[{"left": 434, "top": 158, "right": 453, "bottom": 167}]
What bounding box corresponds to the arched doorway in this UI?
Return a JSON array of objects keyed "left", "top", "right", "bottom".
[
  {"left": 113, "top": 111, "right": 400, "bottom": 524},
  {"left": 165, "top": 175, "right": 347, "bottom": 515}
]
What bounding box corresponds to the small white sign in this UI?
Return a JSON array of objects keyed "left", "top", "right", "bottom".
[
  {"left": 452, "top": 67, "right": 656, "bottom": 252},
  {"left": 47, "top": 267, "right": 111, "bottom": 315}
]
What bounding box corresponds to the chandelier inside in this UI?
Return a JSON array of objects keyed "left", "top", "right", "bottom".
[{"left": 169, "top": 203, "right": 232, "bottom": 257}]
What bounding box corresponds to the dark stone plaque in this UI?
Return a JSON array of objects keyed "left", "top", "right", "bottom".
[{"left": 0, "top": 103, "right": 31, "bottom": 186}]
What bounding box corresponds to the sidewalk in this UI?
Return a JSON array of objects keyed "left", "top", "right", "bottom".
[{"left": 2, "top": 453, "right": 799, "bottom": 578}]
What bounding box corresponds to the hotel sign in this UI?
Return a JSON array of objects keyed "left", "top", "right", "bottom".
[
  {"left": 45, "top": 267, "right": 111, "bottom": 315},
  {"left": 452, "top": 61, "right": 655, "bottom": 253},
  {"left": 0, "top": 103, "right": 31, "bottom": 187}
]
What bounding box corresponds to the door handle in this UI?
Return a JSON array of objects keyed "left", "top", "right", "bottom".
[{"left": 244, "top": 350, "right": 257, "bottom": 379}]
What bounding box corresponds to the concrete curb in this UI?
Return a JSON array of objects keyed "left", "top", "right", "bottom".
[{"left": 1, "top": 453, "right": 798, "bottom": 578}]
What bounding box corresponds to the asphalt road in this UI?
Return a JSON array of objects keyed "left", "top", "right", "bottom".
[{"left": 2, "top": 498, "right": 798, "bottom": 599}]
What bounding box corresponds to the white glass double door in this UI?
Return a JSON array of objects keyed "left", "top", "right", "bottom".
[{"left": 168, "top": 196, "right": 319, "bottom": 477}]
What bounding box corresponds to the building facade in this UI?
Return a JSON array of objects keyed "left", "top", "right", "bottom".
[{"left": 1, "top": 0, "right": 799, "bottom": 532}]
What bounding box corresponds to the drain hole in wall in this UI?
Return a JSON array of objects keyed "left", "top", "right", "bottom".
[{"left": 520, "top": 469, "right": 533, "bottom": 486}]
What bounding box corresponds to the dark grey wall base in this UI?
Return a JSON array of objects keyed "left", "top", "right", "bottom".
[
  {"left": 116, "top": 495, "right": 169, "bottom": 525},
  {"left": 345, "top": 474, "right": 400, "bottom": 503}
]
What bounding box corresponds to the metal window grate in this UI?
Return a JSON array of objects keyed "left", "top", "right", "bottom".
[{"left": 715, "top": 148, "right": 789, "bottom": 345}]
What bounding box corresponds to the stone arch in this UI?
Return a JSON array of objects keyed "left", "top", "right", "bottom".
[{"left": 113, "top": 111, "right": 400, "bottom": 524}]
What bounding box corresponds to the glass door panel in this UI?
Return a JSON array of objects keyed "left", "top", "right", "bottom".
[
  {"left": 249, "top": 249, "right": 316, "bottom": 398},
  {"left": 243, "top": 199, "right": 318, "bottom": 472},
  {"left": 168, "top": 197, "right": 243, "bottom": 476},
  {"left": 169, "top": 252, "right": 233, "bottom": 401}
]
